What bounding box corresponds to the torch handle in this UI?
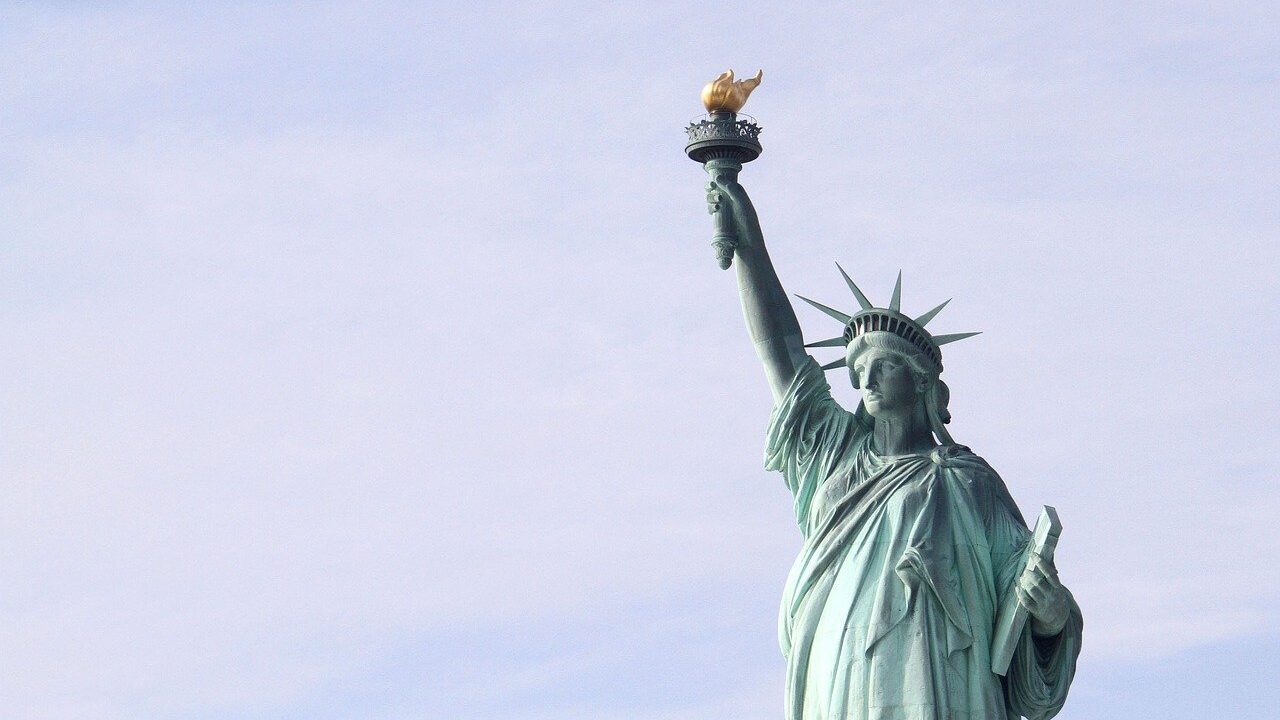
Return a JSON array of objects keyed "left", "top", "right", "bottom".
[
  {"left": 711, "top": 201, "right": 736, "bottom": 270},
  {"left": 704, "top": 159, "right": 743, "bottom": 270}
]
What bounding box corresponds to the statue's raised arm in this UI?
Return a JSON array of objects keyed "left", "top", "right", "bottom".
[
  {"left": 686, "top": 69, "right": 806, "bottom": 402},
  {"left": 704, "top": 174, "right": 807, "bottom": 402}
]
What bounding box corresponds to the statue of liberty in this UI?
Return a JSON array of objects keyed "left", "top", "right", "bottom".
[{"left": 689, "top": 71, "right": 1082, "bottom": 720}]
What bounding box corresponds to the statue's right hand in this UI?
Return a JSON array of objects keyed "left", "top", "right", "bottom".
[
  {"left": 705, "top": 178, "right": 761, "bottom": 247},
  {"left": 704, "top": 180, "right": 724, "bottom": 216}
]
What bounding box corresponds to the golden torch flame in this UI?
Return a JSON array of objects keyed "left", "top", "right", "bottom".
[{"left": 700, "top": 68, "right": 763, "bottom": 114}]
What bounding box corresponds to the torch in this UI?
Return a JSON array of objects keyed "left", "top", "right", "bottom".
[{"left": 685, "top": 69, "right": 763, "bottom": 269}]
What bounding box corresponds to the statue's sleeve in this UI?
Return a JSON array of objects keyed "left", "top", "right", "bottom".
[
  {"left": 982, "top": 470, "right": 1084, "bottom": 720},
  {"left": 763, "top": 355, "right": 860, "bottom": 529}
]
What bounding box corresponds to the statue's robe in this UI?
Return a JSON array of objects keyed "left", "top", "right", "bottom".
[{"left": 766, "top": 358, "right": 1082, "bottom": 720}]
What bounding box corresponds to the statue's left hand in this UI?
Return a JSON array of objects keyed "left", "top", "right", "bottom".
[{"left": 1017, "top": 553, "right": 1071, "bottom": 636}]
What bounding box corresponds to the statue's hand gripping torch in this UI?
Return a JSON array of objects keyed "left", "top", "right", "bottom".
[{"left": 685, "top": 69, "right": 763, "bottom": 269}]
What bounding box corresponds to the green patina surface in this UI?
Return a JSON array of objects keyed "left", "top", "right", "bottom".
[{"left": 688, "top": 107, "right": 1083, "bottom": 720}]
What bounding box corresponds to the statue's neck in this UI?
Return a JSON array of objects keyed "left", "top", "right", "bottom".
[{"left": 872, "top": 412, "right": 936, "bottom": 456}]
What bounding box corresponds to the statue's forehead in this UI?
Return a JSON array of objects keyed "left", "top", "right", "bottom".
[{"left": 850, "top": 347, "right": 908, "bottom": 366}]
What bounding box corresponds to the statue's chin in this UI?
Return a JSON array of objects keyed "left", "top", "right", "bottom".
[
  {"left": 863, "top": 403, "right": 886, "bottom": 420},
  {"left": 863, "top": 400, "right": 915, "bottom": 422}
]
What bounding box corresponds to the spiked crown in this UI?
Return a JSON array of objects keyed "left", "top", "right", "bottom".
[{"left": 797, "top": 264, "right": 980, "bottom": 373}]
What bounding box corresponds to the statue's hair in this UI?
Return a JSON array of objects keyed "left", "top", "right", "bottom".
[{"left": 844, "top": 331, "right": 954, "bottom": 444}]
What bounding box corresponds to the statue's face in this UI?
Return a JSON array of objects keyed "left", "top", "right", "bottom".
[{"left": 852, "top": 349, "right": 923, "bottom": 419}]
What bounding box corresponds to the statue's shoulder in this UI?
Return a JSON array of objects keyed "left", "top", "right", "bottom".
[
  {"left": 929, "top": 443, "right": 983, "bottom": 468},
  {"left": 932, "top": 444, "right": 1027, "bottom": 524},
  {"left": 931, "top": 444, "right": 1004, "bottom": 483}
]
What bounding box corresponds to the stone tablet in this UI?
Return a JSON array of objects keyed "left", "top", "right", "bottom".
[{"left": 992, "top": 505, "right": 1063, "bottom": 676}]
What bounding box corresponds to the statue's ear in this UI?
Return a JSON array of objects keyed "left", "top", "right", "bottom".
[{"left": 932, "top": 380, "right": 952, "bottom": 424}]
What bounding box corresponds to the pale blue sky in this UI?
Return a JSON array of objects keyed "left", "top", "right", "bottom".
[{"left": 2, "top": 2, "right": 1278, "bottom": 718}]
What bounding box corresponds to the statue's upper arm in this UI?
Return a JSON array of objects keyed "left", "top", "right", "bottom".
[{"left": 756, "top": 333, "right": 808, "bottom": 403}]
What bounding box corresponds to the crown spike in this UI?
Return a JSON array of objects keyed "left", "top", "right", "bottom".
[
  {"left": 834, "top": 262, "right": 874, "bottom": 311},
  {"left": 933, "top": 331, "right": 982, "bottom": 346},
  {"left": 794, "top": 295, "right": 851, "bottom": 324},
  {"left": 914, "top": 298, "right": 951, "bottom": 327},
  {"left": 889, "top": 270, "right": 903, "bottom": 312},
  {"left": 804, "top": 336, "right": 848, "bottom": 348},
  {"left": 819, "top": 357, "right": 848, "bottom": 371}
]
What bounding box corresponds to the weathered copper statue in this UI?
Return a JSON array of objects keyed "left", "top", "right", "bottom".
[{"left": 686, "top": 71, "right": 1083, "bottom": 720}]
